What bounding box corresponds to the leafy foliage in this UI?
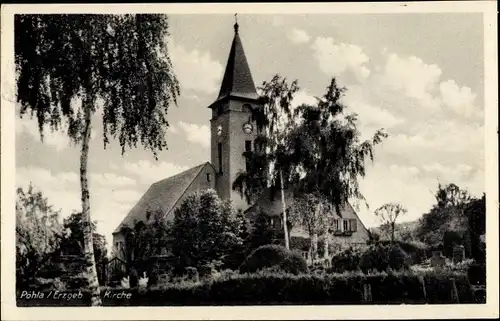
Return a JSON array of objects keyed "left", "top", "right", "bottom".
[
  {"left": 234, "top": 75, "right": 387, "bottom": 210},
  {"left": 171, "top": 190, "right": 247, "bottom": 272},
  {"left": 246, "top": 211, "right": 280, "bottom": 251},
  {"left": 16, "top": 184, "right": 64, "bottom": 288},
  {"left": 330, "top": 243, "right": 411, "bottom": 273},
  {"left": 465, "top": 195, "right": 486, "bottom": 263},
  {"left": 239, "top": 244, "right": 308, "bottom": 275},
  {"left": 416, "top": 184, "right": 481, "bottom": 254},
  {"left": 15, "top": 14, "right": 179, "bottom": 156},
  {"left": 284, "top": 79, "right": 388, "bottom": 213}
]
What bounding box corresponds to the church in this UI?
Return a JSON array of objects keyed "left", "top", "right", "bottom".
[{"left": 112, "top": 21, "right": 370, "bottom": 261}]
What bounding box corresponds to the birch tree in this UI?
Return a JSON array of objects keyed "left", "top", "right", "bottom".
[
  {"left": 15, "top": 14, "right": 179, "bottom": 305},
  {"left": 374, "top": 203, "right": 408, "bottom": 243}
]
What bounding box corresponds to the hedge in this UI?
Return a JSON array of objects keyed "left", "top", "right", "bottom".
[{"left": 17, "top": 269, "right": 477, "bottom": 306}]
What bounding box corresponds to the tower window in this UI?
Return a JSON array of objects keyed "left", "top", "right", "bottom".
[
  {"left": 245, "top": 140, "right": 252, "bottom": 171},
  {"left": 245, "top": 140, "right": 252, "bottom": 152},
  {"left": 206, "top": 173, "right": 211, "bottom": 182},
  {"left": 218, "top": 142, "right": 223, "bottom": 174}
]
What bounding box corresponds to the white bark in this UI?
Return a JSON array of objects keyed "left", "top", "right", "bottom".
[
  {"left": 280, "top": 170, "right": 289, "bottom": 249},
  {"left": 80, "top": 102, "right": 101, "bottom": 306}
]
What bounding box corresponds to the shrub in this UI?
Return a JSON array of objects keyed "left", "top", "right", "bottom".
[
  {"left": 330, "top": 244, "right": 411, "bottom": 273},
  {"left": 359, "top": 244, "right": 390, "bottom": 272},
  {"left": 389, "top": 244, "right": 410, "bottom": 270},
  {"left": 330, "top": 248, "right": 362, "bottom": 273},
  {"left": 376, "top": 240, "right": 428, "bottom": 265},
  {"left": 281, "top": 251, "right": 309, "bottom": 274},
  {"left": 443, "top": 230, "right": 464, "bottom": 258},
  {"left": 239, "top": 244, "right": 308, "bottom": 275}
]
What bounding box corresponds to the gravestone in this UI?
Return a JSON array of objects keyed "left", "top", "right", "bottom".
[
  {"left": 452, "top": 245, "right": 465, "bottom": 263},
  {"left": 58, "top": 255, "right": 88, "bottom": 290},
  {"left": 362, "top": 283, "right": 372, "bottom": 302},
  {"left": 430, "top": 251, "right": 446, "bottom": 267}
]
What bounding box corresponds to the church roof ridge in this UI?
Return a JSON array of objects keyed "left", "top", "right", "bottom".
[{"left": 113, "top": 162, "right": 211, "bottom": 234}]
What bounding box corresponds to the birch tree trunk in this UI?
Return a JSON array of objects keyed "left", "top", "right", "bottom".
[
  {"left": 280, "top": 170, "right": 290, "bottom": 250},
  {"left": 80, "top": 101, "right": 101, "bottom": 306},
  {"left": 323, "top": 233, "right": 329, "bottom": 259},
  {"left": 312, "top": 233, "right": 318, "bottom": 262}
]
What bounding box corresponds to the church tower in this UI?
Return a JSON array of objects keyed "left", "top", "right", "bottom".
[{"left": 209, "top": 20, "right": 262, "bottom": 211}]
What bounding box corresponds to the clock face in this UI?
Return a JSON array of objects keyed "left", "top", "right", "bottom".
[
  {"left": 243, "top": 122, "right": 253, "bottom": 134},
  {"left": 217, "top": 125, "right": 223, "bottom": 136}
]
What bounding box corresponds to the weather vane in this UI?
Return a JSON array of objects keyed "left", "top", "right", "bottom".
[{"left": 233, "top": 13, "right": 239, "bottom": 33}]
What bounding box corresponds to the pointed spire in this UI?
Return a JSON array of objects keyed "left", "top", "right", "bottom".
[
  {"left": 234, "top": 13, "right": 239, "bottom": 33},
  {"left": 214, "top": 16, "right": 259, "bottom": 102}
]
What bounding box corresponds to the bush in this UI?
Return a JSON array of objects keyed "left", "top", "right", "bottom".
[
  {"left": 389, "top": 244, "right": 410, "bottom": 270},
  {"left": 239, "top": 244, "right": 308, "bottom": 275},
  {"left": 330, "top": 244, "right": 411, "bottom": 273},
  {"left": 330, "top": 248, "right": 363, "bottom": 273},
  {"left": 376, "top": 240, "right": 428, "bottom": 265}
]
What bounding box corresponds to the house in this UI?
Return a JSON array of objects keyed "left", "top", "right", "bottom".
[
  {"left": 112, "top": 21, "right": 369, "bottom": 260},
  {"left": 245, "top": 189, "right": 370, "bottom": 260}
]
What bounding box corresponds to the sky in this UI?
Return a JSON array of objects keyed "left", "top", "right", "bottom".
[{"left": 14, "top": 13, "right": 485, "bottom": 248}]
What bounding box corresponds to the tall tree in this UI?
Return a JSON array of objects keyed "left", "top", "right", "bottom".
[
  {"left": 16, "top": 184, "right": 64, "bottom": 288},
  {"left": 374, "top": 203, "right": 408, "bottom": 243},
  {"left": 284, "top": 78, "right": 387, "bottom": 214},
  {"left": 417, "top": 183, "right": 472, "bottom": 245},
  {"left": 465, "top": 194, "right": 486, "bottom": 263},
  {"left": 15, "top": 14, "right": 179, "bottom": 305},
  {"left": 434, "top": 183, "right": 471, "bottom": 208},
  {"left": 233, "top": 76, "right": 387, "bottom": 249},
  {"left": 232, "top": 74, "right": 299, "bottom": 249},
  {"left": 171, "top": 190, "right": 247, "bottom": 272}
]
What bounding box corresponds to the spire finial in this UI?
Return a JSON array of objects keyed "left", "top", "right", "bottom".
[{"left": 234, "top": 13, "right": 239, "bottom": 33}]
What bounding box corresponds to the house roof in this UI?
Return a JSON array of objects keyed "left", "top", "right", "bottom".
[
  {"left": 214, "top": 22, "right": 259, "bottom": 103},
  {"left": 113, "top": 162, "right": 210, "bottom": 234}
]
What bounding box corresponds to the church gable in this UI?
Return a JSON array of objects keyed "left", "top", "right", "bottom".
[{"left": 113, "top": 162, "right": 215, "bottom": 233}]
